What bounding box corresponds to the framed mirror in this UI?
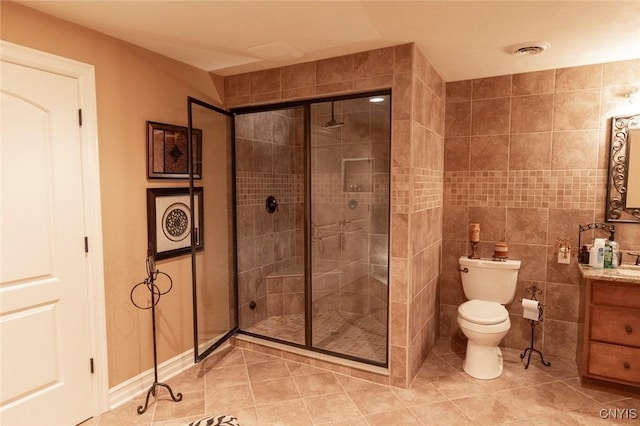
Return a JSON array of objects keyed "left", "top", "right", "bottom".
[{"left": 606, "top": 113, "right": 640, "bottom": 222}]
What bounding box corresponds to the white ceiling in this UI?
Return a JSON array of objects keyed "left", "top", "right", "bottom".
[{"left": 14, "top": 0, "right": 640, "bottom": 82}]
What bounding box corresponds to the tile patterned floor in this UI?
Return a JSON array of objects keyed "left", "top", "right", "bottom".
[
  {"left": 245, "top": 311, "right": 387, "bottom": 363},
  {"left": 87, "top": 339, "right": 640, "bottom": 425},
  {"left": 245, "top": 314, "right": 306, "bottom": 345}
]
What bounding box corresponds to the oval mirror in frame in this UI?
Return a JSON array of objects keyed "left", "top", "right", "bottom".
[{"left": 606, "top": 113, "right": 640, "bottom": 222}]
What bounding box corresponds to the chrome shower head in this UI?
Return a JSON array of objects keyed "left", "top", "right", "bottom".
[{"left": 324, "top": 102, "right": 344, "bottom": 129}]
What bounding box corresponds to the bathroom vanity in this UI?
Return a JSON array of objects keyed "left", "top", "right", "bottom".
[{"left": 578, "top": 265, "right": 640, "bottom": 393}]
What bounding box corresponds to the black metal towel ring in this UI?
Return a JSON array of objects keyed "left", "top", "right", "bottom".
[{"left": 130, "top": 270, "right": 172, "bottom": 310}]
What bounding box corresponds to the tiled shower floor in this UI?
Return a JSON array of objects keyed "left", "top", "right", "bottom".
[{"left": 244, "top": 311, "right": 387, "bottom": 363}]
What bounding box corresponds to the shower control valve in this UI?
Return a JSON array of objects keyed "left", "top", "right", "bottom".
[{"left": 266, "top": 196, "right": 278, "bottom": 214}]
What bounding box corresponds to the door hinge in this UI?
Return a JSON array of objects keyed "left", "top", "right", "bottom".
[
  {"left": 78, "top": 109, "right": 83, "bottom": 127},
  {"left": 84, "top": 236, "right": 89, "bottom": 253},
  {"left": 90, "top": 358, "right": 94, "bottom": 374}
]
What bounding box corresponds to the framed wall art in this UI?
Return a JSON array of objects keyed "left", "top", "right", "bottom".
[
  {"left": 147, "top": 187, "right": 204, "bottom": 260},
  {"left": 147, "top": 121, "right": 202, "bottom": 179}
]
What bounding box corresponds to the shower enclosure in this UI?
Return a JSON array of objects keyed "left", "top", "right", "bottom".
[{"left": 234, "top": 92, "right": 391, "bottom": 365}]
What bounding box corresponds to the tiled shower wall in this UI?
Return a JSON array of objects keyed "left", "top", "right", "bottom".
[
  {"left": 224, "top": 43, "right": 445, "bottom": 387},
  {"left": 395, "top": 48, "right": 444, "bottom": 381},
  {"left": 235, "top": 109, "right": 303, "bottom": 328},
  {"left": 310, "top": 99, "right": 390, "bottom": 325},
  {"left": 440, "top": 59, "right": 640, "bottom": 361}
]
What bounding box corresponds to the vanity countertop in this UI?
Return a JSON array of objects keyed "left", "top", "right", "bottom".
[{"left": 578, "top": 264, "right": 640, "bottom": 284}]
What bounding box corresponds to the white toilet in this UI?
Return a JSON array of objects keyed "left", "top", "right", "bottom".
[{"left": 457, "top": 256, "right": 521, "bottom": 380}]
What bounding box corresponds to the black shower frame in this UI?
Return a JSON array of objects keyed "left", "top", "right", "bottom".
[
  {"left": 231, "top": 89, "right": 392, "bottom": 368},
  {"left": 188, "top": 96, "right": 239, "bottom": 363}
]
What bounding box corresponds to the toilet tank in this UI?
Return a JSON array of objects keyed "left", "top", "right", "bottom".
[{"left": 458, "top": 257, "right": 521, "bottom": 304}]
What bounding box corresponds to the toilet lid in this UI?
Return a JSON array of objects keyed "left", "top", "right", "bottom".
[{"left": 458, "top": 300, "right": 508, "bottom": 325}]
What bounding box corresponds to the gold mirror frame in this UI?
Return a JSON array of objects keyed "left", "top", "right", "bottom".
[{"left": 606, "top": 113, "right": 640, "bottom": 222}]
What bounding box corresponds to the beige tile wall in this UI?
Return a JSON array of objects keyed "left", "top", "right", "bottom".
[
  {"left": 404, "top": 48, "right": 445, "bottom": 381},
  {"left": 235, "top": 109, "right": 300, "bottom": 329},
  {"left": 225, "top": 43, "right": 445, "bottom": 388},
  {"left": 441, "top": 59, "right": 640, "bottom": 361},
  {"left": 309, "top": 99, "right": 390, "bottom": 323}
]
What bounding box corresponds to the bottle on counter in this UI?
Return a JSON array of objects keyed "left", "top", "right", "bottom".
[
  {"left": 590, "top": 238, "right": 605, "bottom": 269},
  {"left": 604, "top": 240, "right": 613, "bottom": 268},
  {"left": 611, "top": 241, "right": 620, "bottom": 268},
  {"left": 578, "top": 245, "right": 590, "bottom": 264}
]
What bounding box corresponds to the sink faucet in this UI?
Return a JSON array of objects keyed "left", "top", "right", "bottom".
[{"left": 629, "top": 252, "right": 640, "bottom": 265}]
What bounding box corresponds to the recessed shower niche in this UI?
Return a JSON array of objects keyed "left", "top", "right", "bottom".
[
  {"left": 343, "top": 158, "right": 373, "bottom": 193},
  {"left": 233, "top": 91, "right": 391, "bottom": 366}
]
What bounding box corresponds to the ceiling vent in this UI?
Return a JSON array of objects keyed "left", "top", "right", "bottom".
[{"left": 508, "top": 42, "right": 550, "bottom": 56}]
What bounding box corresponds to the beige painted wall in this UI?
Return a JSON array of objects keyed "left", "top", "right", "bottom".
[{"left": 1, "top": 2, "right": 225, "bottom": 387}]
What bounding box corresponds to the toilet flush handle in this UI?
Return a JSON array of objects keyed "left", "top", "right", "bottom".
[{"left": 457, "top": 267, "right": 469, "bottom": 273}]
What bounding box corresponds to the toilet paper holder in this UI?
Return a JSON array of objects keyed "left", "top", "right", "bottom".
[
  {"left": 519, "top": 285, "right": 551, "bottom": 369},
  {"left": 519, "top": 285, "right": 544, "bottom": 321}
]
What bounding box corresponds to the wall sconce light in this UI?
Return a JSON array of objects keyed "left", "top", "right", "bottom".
[{"left": 627, "top": 87, "right": 639, "bottom": 104}]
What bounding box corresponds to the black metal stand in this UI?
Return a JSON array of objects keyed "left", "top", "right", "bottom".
[
  {"left": 519, "top": 286, "right": 551, "bottom": 369},
  {"left": 130, "top": 253, "right": 182, "bottom": 415}
]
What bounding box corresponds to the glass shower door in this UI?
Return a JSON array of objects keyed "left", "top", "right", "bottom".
[
  {"left": 188, "top": 97, "right": 237, "bottom": 362},
  {"left": 309, "top": 94, "right": 390, "bottom": 365}
]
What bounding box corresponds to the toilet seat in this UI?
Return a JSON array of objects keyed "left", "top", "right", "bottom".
[
  {"left": 458, "top": 300, "right": 508, "bottom": 325},
  {"left": 458, "top": 315, "right": 511, "bottom": 334}
]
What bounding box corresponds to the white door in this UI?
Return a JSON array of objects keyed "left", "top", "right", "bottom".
[{"left": 1, "top": 60, "right": 93, "bottom": 425}]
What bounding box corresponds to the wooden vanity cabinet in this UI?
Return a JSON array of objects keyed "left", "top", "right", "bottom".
[{"left": 581, "top": 279, "right": 640, "bottom": 388}]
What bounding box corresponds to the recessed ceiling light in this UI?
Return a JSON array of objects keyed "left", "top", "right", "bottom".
[
  {"left": 369, "top": 97, "right": 385, "bottom": 103},
  {"left": 507, "top": 42, "right": 551, "bottom": 56}
]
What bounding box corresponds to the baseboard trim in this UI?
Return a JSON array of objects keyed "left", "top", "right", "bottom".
[{"left": 108, "top": 349, "right": 195, "bottom": 409}]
